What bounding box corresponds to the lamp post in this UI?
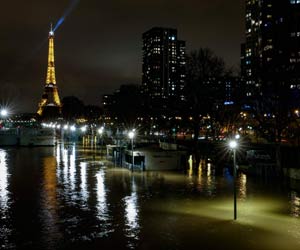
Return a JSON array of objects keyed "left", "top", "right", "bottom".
[
  {"left": 229, "top": 139, "right": 238, "bottom": 220},
  {"left": 128, "top": 130, "right": 135, "bottom": 171},
  {"left": 0, "top": 109, "right": 8, "bottom": 118},
  {"left": 98, "top": 127, "right": 104, "bottom": 157},
  {"left": 0, "top": 109, "right": 8, "bottom": 128}
]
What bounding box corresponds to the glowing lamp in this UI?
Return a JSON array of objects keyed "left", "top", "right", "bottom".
[
  {"left": 128, "top": 131, "right": 135, "bottom": 139},
  {"left": 0, "top": 109, "right": 8, "bottom": 117},
  {"left": 229, "top": 140, "right": 237, "bottom": 149},
  {"left": 98, "top": 127, "right": 104, "bottom": 135}
]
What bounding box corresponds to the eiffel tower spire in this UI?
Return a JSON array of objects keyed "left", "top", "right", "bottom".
[{"left": 37, "top": 24, "right": 62, "bottom": 118}]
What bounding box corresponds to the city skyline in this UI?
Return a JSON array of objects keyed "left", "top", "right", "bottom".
[{"left": 0, "top": 0, "right": 244, "bottom": 113}]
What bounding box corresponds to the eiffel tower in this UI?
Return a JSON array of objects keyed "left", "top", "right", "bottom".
[{"left": 37, "top": 24, "right": 62, "bottom": 118}]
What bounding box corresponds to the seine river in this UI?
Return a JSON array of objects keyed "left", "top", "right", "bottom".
[{"left": 0, "top": 143, "right": 300, "bottom": 250}]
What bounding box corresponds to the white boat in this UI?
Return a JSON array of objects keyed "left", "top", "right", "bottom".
[
  {"left": 19, "top": 128, "right": 55, "bottom": 146},
  {"left": 142, "top": 148, "right": 186, "bottom": 170},
  {"left": 124, "top": 145, "right": 187, "bottom": 171},
  {"left": 0, "top": 128, "right": 19, "bottom": 146}
]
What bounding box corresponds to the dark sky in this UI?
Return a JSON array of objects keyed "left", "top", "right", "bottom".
[{"left": 0, "top": 0, "right": 245, "bottom": 113}]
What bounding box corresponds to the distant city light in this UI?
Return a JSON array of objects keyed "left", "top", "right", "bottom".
[
  {"left": 224, "top": 101, "right": 234, "bottom": 105},
  {"left": 70, "top": 125, "right": 76, "bottom": 131}
]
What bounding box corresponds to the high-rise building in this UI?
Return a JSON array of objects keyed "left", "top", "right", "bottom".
[
  {"left": 37, "top": 25, "right": 62, "bottom": 118},
  {"left": 241, "top": 0, "right": 300, "bottom": 99},
  {"left": 142, "top": 27, "right": 186, "bottom": 106}
]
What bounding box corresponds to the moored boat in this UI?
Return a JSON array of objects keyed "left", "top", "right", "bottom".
[
  {"left": 19, "top": 127, "right": 55, "bottom": 146},
  {"left": 0, "top": 128, "right": 19, "bottom": 146}
]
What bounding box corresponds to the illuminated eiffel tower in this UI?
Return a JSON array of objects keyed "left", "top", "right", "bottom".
[{"left": 37, "top": 24, "right": 62, "bottom": 118}]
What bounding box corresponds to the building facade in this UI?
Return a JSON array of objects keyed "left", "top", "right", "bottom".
[
  {"left": 241, "top": 0, "right": 300, "bottom": 102},
  {"left": 142, "top": 27, "right": 186, "bottom": 114}
]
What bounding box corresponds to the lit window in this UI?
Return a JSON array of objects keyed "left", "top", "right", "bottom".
[
  {"left": 246, "top": 48, "right": 252, "bottom": 57},
  {"left": 264, "top": 45, "right": 273, "bottom": 51}
]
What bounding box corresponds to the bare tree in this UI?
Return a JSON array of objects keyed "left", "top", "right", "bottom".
[{"left": 185, "top": 48, "right": 228, "bottom": 168}]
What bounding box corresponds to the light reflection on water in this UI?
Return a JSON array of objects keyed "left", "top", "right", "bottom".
[
  {"left": 0, "top": 149, "right": 13, "bottom": 248},
  {"left": 0, "top": 150, "right": 8, "bottom": 208},
  {"left": 80, "top": 162, "right": 88, "bottom": 203},
  {"left": 41, "top": 155, "right": 62, "bottom": 249},
  {"left": 290, "top": 191, "right": 300, "bottom": 217},
  {"left": 0, "top": 144, "right": 300, "bottom": 249},
  {"left": 96, "top": 168, "right": 109, "bottom": 221},
  {"left": 124, "top": 176, "right": 140, "bottom": 248},
  {"left": 239, "top": 173, "right": 247, "bottom": 201},
  {"left": 69, "top": 145, "right": 76, "bottom": 191}
]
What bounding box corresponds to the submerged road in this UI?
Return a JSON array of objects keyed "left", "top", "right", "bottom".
[{"left": 0, "top": 143, "right": 299, "bottom": 250}]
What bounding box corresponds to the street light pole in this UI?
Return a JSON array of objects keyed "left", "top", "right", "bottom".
[
  {"left": 128, "top": 130, "right": 135, "bottom": 171},
  {"left": 98, "top": 127, "right": 104, "bottom": 157},
  {"left": 0, "top": 109, "right": 8, "bottom": 128},
  {"left": 131, "top": 137, "right": 134, "bottom": 170},
  {"left": 229, "top": 140, "right": 238, "bottom": 220},
  {"left": 233, "top": 147, "right": 237, "bottom": 220}
]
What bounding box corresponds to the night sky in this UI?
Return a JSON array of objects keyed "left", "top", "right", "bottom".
[{"left": 0, "top": 0, "right": 244, "bottom": 113}]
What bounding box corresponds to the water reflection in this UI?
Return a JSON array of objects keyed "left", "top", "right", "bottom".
[
  {"left": 80, "top": 162, "right": 88, "bottom": 203},
  {"left": 43, "top": 157, "right": 58, "bottom": 209},
  {"left": 69, "top": 145, "right": 76, "bottom": 191},
  {"left": 290, "top": 191, "right": 300, "bottom": 217},
  {"left": 1, "top": 146, "right": 300, "bottom": 250},
  {"left": 96, "top": 168, "right": 109, "bottom": 220},
  {"left": 124, "top": 176, "right": 140, "bottom": 248},
  {"left": 0, "top": 149, "right": 13, "bottom": 250},
  {"left": 0, "top": 149, "right": 9, "bottom": 209},
  {"left": 238, "top": 173, "right": 247, "bottom": 201},
  {"left": 197, "top": 163, "right": 202, "bottom": 189},
  {"left": 187, "top": 156, "right": 218, "bottom": 196},
  {"left": 199, "top": 161, "right": 216, "bottom": 196},
  {"left": 206, "top": 162, "right": 214, "bottom": 196},
  {"left": 188, "top": 155, "right": 193, "bottom": 179},
  {"left": 41, "top": 156, "right": 62, "bottom": 248},
  {"left": 56, "top": 143, "right": 77, "bottom": 194}
]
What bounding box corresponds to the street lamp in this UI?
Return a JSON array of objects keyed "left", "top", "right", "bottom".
[
  {"left": 128, "top": 130, "right": 135, "bottom": 171},
  {"left": 98, "top": 127, "right": 104, "bottom": 157},
  {"left": 0, "top": 109, "right": 9, "bottom": 128},
  {"left": 229, "top": 139, "right": 238, "bottom": 220},
  {"left": 80, "top": 126, "right": 87, "bottom": 132},
  {"left": 0, "top": 109, "right": 8, "bottom": 117}
]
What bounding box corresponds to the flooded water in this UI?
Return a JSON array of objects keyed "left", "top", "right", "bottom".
[{"left": 0, "top": 143, "right": 300, "bottom": 250}]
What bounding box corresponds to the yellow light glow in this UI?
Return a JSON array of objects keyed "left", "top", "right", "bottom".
[{"left": 46, "top": 37, "right": 56, "bottom": 85}]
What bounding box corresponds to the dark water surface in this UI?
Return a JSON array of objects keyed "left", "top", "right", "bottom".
[{"left": 0, "top": 143, "right": 300, "bottom": 250}]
